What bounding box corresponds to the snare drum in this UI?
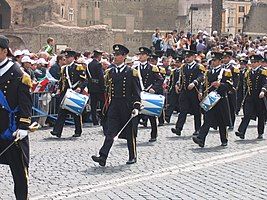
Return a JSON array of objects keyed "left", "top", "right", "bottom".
[
  {"left": 60, "top": 89, "right": 89, "bottom": 115},
  {"left": 140, "top": 91, "right": 165, "bottom": 117},
  {"left": 200, "top": 91, "right": 221, "bottom": 112}
]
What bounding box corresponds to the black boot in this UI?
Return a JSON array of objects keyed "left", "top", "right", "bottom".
[
  {"left": 235, "top": 131, "right": 245, "bottom": 139},
  {"left": 192, "top": 136, "right": 205, "bottom": 148},
  {"left": 171, "top": 128, "right": 181, "bottom": 136},
  {"left": 126, "top": 158, "right": 137, "bottom": 165},
  {"left": 91, "top": 155, "right": 106, "bottom": 167}
]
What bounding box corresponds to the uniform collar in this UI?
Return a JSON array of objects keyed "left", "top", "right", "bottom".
[
  {"left": 0, "top": 59, "right": 13, "bottom": 77},
  {"left": 0, "top": 58, "right": 8, "bottom": 68}
]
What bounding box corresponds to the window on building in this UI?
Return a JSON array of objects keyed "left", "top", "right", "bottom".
[
  {"left": 60, "top": 6, "right": 64, "bottom": 18},
  {"left": 239, "top": 6, "right": 245, "bottom": 12},
  {"left": 68, "top": 8, "right": 74, "bottom": 21},
  {"left": 238, "top": 29, "right": 241, "bottom": 33},
  {"left": 238, "top": 17, "right": 243, "bottom": 24}
]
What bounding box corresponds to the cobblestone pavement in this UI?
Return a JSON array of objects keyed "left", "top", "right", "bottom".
[{"left": 0, "top": 114, "right": 267, "bottom": 200}]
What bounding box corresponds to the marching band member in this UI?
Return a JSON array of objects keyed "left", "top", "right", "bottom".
[
  {"left": 86, "top": 50, "right": 105, "bottom": 126},
  {"left": 92, "top": 44, "right": 141, "bottom": 166},
  {"left": 132, "top": 47, "right": 164, "bottom": 142},
  {"left": 165, "top": 56, "right": 183, "bottom": 123},
  {"left": 50, "top": 50, "right": 86, "bottom": 138},
  {"left": 222, "top": 51, "right": 240, "bottom": 130},
  {"left": 235, "top": 55, "right": 267, "bottom": 140},
  {"left": 193, "top": 52, "right": 233, "bottom": 147},
  {"left": 171, "top": 50, "right": 205, "bottom": 136},
  {"left": 0, "top": 35, "right": 32, "bottom": 200}
]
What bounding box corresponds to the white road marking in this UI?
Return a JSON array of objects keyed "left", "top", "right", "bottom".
[{"left": 32, "top": 145, "right": 267, "bottom": 200}]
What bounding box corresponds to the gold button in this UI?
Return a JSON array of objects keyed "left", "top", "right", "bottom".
[
  {"left": 4, "top": 86, "right": 7, "bottom": 88},
  {"left": 7, "top": 81, "right": 10, "bottom": 84}
]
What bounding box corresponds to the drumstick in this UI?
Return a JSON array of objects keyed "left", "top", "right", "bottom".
[
  {"left": 0, "top": 122, "right": 40, "bottom": 158},
  {"left": 114, "top": 115, "right": 134, "bottom": 141}
]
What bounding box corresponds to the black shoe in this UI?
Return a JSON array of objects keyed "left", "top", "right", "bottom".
[
  {"left": 221, "top": 142, "right": 228, "bottom": 147},
  {"left": 228, "top": 126, "right": 234, "bottom": 131},
  {"left": 91, "top": 155, "right": 106, "bottom": 167},
  {"left": 171, "top": 128, "right": 181, "bottom": 136},
  {"left": 257, "top": 134, "right": 263, "bottom": 139},
  {"left": 158, "top": 123, "right": 164, "bottom": 126},
  {"left": 139, "top": 121, "right": 147, "bottom": 127},
  {"left": 50, "top": 131, "right": 61, "bottom": 138},
  {"left": 192, "top": 131, "right": 199, "bottom": 136},
  {"left": 192, "top": 136, "right": 205, "bottom": 148},
  {"left": 165, "top": 117, "right": 170, "bottom": 123},
  {"left": 126, "top": 158, "right": 137, "bottom": 165},
  {"left": 72, "top": 133, "right": 81, "bottom": 137},
  {"left": 235, "top": 131, "right": 245, "bottom": 139},
  {"left": 149, "top": 138, "right": 157, "bottom": 142}
]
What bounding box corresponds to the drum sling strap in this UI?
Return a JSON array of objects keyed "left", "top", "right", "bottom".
[
  {"left": 0, "top": 90, "right": 19, "bottom": 141},
  {"left": 65, "top": 66, "right": 79, "bottom": 90},
  {"left": 137, "top": 65, "right": 153, "bottom": 92}
]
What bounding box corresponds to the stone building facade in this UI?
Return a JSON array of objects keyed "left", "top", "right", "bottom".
[
  {"left": 243, "top": 0, "right": 267, "bottom": 36},
  {"left": 222, "top": 0, "right": 252, "bottom": 35}
]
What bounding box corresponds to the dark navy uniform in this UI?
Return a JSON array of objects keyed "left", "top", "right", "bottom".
[
  {"left": 165, "top": 59, "right": 183, "bottom": 122},
  {"left": 172, "top": 51, "right": 205, "bottom": 135},
  {"left": 236, "top": 57, "right": 267, "bottom": 139},
  {"left": 0, "top": 56, "right": 32, "bottom": 200},
  {"left": 87, "top": 55, "right": 105, "bottom": 125},
  {"left": 222, "top": 52, "right": 240, "bottom": 129},
  {"left": 193, "top": 55, "right": 233, "bottom": 147},
  {"left": 236, "top": 61, "right": 248, "bottom": 115},
  {"left": 133, "top": 48, "right": 163, "bottom": 141},
  {"left": 92, "top": 44, "right": 141, "bottom": 166},
  {"left": 51, "top": 53, "right": 86, "bottom": 138}
]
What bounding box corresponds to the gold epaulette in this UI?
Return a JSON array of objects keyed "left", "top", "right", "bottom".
[
  {"left": 233, "top": 67, "right": 240, "bottom": 73},
  {"left": 159, "top": 67, "right": 166, "bottom": 74},
  {"left": 76, "top": 65, "right": 85, "bottom": 71},
  {"left": 261, "top": 69, "right": 267, "bottom": 77},
  {"left": 19, "top": 117, "right": 31, "bottom": 124},
  {"left": 224, "top": 69, "right": 232, "bottom": 77},
  {"left": 199, "top": 64, "right": 206, "bottom": 72},
  {"left": 132, "top": 68, "right": 139, "bottom": 77},
  {"left": 152, "top": 65, "right": 159, "bottom": 73},
  {"left": 104, "top": 68, "right": 111, "bottom": 75},
  {"left": 21, "top": 73, "right": 33, "bottom": 88}
]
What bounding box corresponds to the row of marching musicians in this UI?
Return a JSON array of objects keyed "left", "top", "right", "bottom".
[{"left": 48, "top": 43, "right": 266, "bottom": 167}]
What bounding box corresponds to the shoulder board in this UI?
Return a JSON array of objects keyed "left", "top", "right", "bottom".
[
  {"left": 76, "top": 65, "right": 85, "bottom": 71},
  {"left": 244, "top": 69, "right": 250, "bottom": 78},
  {"left": 224, "top": 69, "right": 232, "bottom": 77},
  {"left": 132, "top": 68, "right": 139, "bottom": 77},
  {"left": 159, "top": 67, "right": 166, "bottom": 74},
  {"left": 152, "top": 65, "right": 159, "bottom": 73},
  {"left": 21, "top": 73, "right": 33, "bottom": 88},
  {"left": 261, "top": 69, "right": 267, "bottom": 77},
  {"left": 80, "top": 75, "right": 86, "bottom": 79},
  {"left": 198, "top": 64, "right": 206, "bottom": 72},
  {"left": 233, "top": 67, "right": 240, "bottom": 73}
]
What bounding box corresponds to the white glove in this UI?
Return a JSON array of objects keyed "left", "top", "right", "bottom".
[
  {"left": 13, "top": 129, "right": 28, "bottom": 140},
  {"left": 131, "top": 109, "right": 139, "bottom": 117},
  {"left": 259, "top": 91, "right": 265, "bottom": 99},
  {"left": 148, "top": 88, "right": 155, "bottom": 94},
  {"left": 187, "top": 83, "right": 195, "bottom": 90}
]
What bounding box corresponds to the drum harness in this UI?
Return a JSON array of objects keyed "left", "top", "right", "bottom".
[{"left": 65, "top": 65, "right": 80, "bottom": 90}]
